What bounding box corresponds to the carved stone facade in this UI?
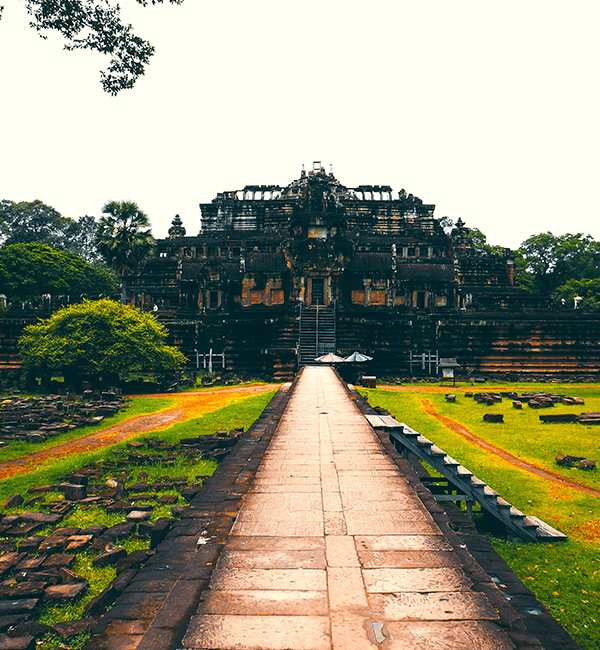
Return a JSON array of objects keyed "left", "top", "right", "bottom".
[{"left": 128, "top": 164, "right": 598, "bottom": 380}]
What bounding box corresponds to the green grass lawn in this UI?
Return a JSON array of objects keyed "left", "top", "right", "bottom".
[
  {"left": 0, "top": 391, "right": 276, "bottom": 505},
  {"left": 0, "top": 395, "right": 177, "bottom": 464},
  {"left": 362, "top": 383, "right": 600, "bottom": 650}
]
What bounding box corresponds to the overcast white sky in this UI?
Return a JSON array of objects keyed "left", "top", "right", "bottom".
[{"left": 1, "top": 1, "right": 598, "bottom": 249}]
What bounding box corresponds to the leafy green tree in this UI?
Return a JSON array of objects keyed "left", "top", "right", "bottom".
[
  {"left": 95, "top": 200, "right": 155, "bottom": 302},
  {"left": 0, "top": 1, "right": 184, "bottom": 94},
  {"left": 553, "top": 278, "right": 600, "bottom": 312},
  {"left": 19, "top": 298, "right": 187, "bottom": 385},
  {"left": 0, "top": 200, "right": 75, "bottom": 248},
  {"left": 517, "top": 232, "right": 600, "bottom": 295},
  {"left": 64, "top": 215, "right": 105, "bottom": 265},
  {"left": 0, "top": 244, "right": 114, "bottom": 303}
]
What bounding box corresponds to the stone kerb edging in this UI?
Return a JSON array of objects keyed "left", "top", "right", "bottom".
[
  {"left": 84, "top": 377, "right": 299, "bottom": 650},
  {"left": 344, "top": 382, "right": 580, "bottom": 650}
]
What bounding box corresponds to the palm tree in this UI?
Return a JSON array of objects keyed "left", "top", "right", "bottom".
[{"left": 95, "top": 201, "right": 155, "bottom": 303}]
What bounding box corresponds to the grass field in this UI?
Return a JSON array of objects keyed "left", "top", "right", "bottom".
[
  {"left": 361, "top": 383, "right": 600, "bottom": 650},
  {"left": 0, "top": 395, "right": 177, "bottom": 464},
  {"left": 0, "top": 389, "right": 277, "bottom": 650}
]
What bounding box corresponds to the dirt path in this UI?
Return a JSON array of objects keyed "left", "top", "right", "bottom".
[
  {"left": 421, "top": 398, "right": 600, "bottom": 499},
  {"left": 0, "top": 384, "right": 280, "bottom": 482}
]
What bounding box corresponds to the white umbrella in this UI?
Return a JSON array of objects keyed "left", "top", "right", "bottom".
[
  {"left": 344, "top": 351, "right": 373, "bottom": 363},
  {"left": 315, "top": 353, "right": 346, "bottom": 363}
]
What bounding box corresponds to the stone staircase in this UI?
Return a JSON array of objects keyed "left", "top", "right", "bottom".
[
  {"left": 298, "top": 305, "right": 336, "bottom": 365},
  {"left": 366, "top": 414, "right": 567, "bottom": 542}
]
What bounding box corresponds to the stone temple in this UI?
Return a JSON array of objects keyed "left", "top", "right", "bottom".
[{"left": 127, "top": 163, "right": 600, "bottom": 381}]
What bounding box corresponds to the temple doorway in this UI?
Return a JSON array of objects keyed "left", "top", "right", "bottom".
[{"left": 310, "top": 278, "right": 325, "bottom": 306}]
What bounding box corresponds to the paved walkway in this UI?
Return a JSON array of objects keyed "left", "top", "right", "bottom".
[{"left": 180, "top": 366, "right": 514, "bottom": 649}]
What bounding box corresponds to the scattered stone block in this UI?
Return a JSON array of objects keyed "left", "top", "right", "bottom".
[
  {"left": 43, "top": 582, "right": 87, "bottom": 602},
  {"left": 15, "top": 557, "right": 47, "bottom": 572},
  {"left": 579, "top": 459, "right": 596, "bottom": 470},
  {"left": 57, "top": 484, "right": 87, "bottom": 501},
  {"left": 0, "top": 581, "right": 48, "bottom": 598},
  {"left": 92, "top": 548, "right": 127, "bottom": 567},
  {"left": 3, "top": 495, "right": 23, "bottom": 509},
  {"left": 51, "top": 619, "right": 95, "bottom": 638},
  {"left": 556, "top": 454, "right": 585, "bottom": 467},
  {"left": 0, "top": 616, "right": 28, "bottom": 633},
  {"left": 128, "top": 482, "right": 149, "bottom": 493},
  {"left": 445, "top": 394, "right": 456, "bottom": 403},
  {"left": 0, "top": 517, "right": 20, "bottom": 527},
  {"left": 81, "top": 525, "right": 107, "bottom": 538},
  {"left": 42, "top": 554, "right": 75, "bottom": 569},
  {"left": 483, "top": 413, "right": 504, "bottom": 423},
  {"left": 7, "top": 620, "right": 51, "bottom": 639},
  {"left": 5, "top": 524, "right": 42, "bottom": 538},
  {"left": 18, "top": 538, "right": 44, "bottom": 553},
  {"left": 59, "top": 568, "right": 87, "bottom": 584},
  {"left": 539, "top": 414, "right": 578, "bottom": 423},
  {"left": 20, "top": 512, "right": 62, "bottom": 525},
  {"left": 65, "top": 535, "right": 93, "bottom": 551},
  {"left": 512, "top": 401, "right": 522, "bottom": 409},
  {"left": 0, "top": 633, "right": 35, "bottom": 650},
  {"left": 126, "top": 510, "right": 151, "bottom": 523},
  {"left": 0, "top": 599, "right": 38, "bottom": 616},
  {"left": 158, "top": 495, "right": 178, "bottom": 505},
  {"left": 105, "top": 501, "right": 128, "bottom": 513}
]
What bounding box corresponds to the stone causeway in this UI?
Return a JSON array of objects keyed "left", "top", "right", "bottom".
[{"left": 85, "top": 366, "right": 579, "bottom": 650}]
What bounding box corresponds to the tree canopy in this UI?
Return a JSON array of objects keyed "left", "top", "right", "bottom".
[
  {"left": 516, "top": 232, "right": 600, "bottom": 296},
  {"left": 19, "top": 298, "right": 187, "bottom": 382},
  {"left": 553, "top": 278, "right": 600, "bottom": 312},
  {"left": 0, "top": 243, "right": 115, "bottom": 303},
  {"left": 96, "top": 200, "right": 155, "bottom": 278},
  {"left": 0, "top": 199, "right": 72, "bottom": 248},
  {"left": 0, "top": 200, "right": 104, "bottom": 264},
  {"left": 0, "top": 0, "right": 183, "bottom": 94}
]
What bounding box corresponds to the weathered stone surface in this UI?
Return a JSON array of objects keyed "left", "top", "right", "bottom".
[
  {"left": 43, "top": 582, "right": 87, "bottom": 602},
  {"left": 7, "top": 621, "right": 50, "bottom": 639},
  {"left": 0, "top": 581, "right": 48, "bottom": 598},
  {"left": 483, "top": 414, "right": 504, "bottom": 423},
  {"left": 42, "top": 554, "right": 75, "bottom": 569},
  {"left": 65, "top": 535, "right": 93, "bottom": 551},
  {"left": 19, "top": 512, "right": 62, "bottom": 525},
  {"left": 0, "top": 599, "right": 38, "bottom": 615},
  {"left": 0, "top": 634, "right": 35, "bottom": 650},
  {"left": 59, "top": 568, "right": 87, "bottom": 584},
  {"left": 0, "top": 617, "right": 27, "bottom": 633},
  {"left": 92, "top": 548, "right": 127, "bottom": 567},
  {"left": 3, "top": 495, "right": 23, "bottom": 509},
  {"left": 15, "top": 557, "right": 46, "bottom": 572},
  {"left": 126, "top": 510, "right": 151, "bottom": 523},
  {"left": 58, "top": 484, "right": 87, "bottom": 501},
  {"left": 81, "top": 525, "right": 107, "bottom": 538},
  {"left": 51, "top": 619, "right": 95, "bottom": 638}
]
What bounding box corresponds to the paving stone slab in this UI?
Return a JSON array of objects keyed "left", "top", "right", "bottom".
[
  {"left": 223, "top": 536, "right": 326, "bottom": 552},
  {"left": 379, "top": 620, "right": 516, "bottom": 649},
  {"left": 355, "top": 535, "right": 449, "bottom": 551},
  {"left": 196, "top": 588, "right": 329, "bottom": 616},
  {"left": 209, "top": 567, "right": 327, "bottom": 591},
  {"left": 181, "top": 614, "right": 330, "bottom": 650},
  {"left": 363, "top": 567, "right": 473, "bottom": 593},
  {"left": 368, "top": 592, "right": 500, "bottom": 621},
  {"left": 358, "top": 550, "right": 461, "bottom": 569},
  {"left": 217, "top": 549, "right": 327, "bottom": 570}
]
